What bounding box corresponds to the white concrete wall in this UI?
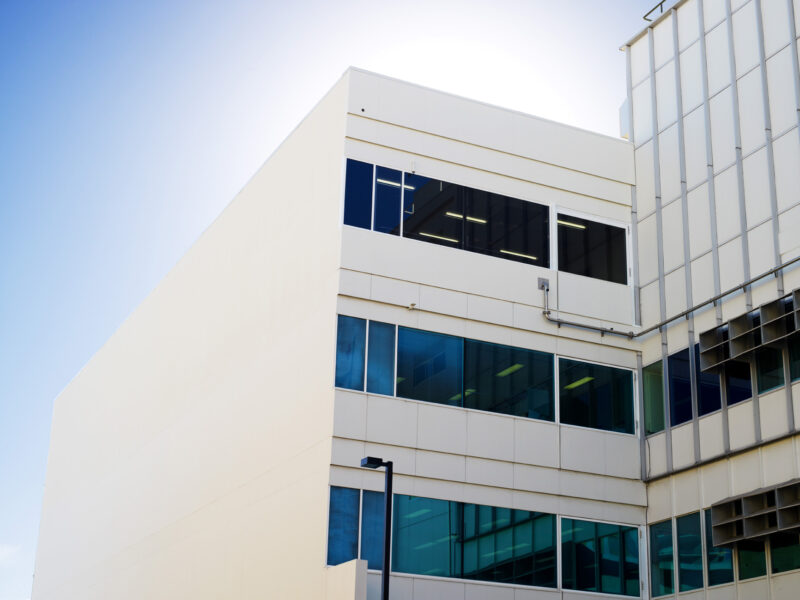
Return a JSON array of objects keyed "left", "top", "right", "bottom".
[{"left": 32, "top": 73, "right": 351, "bottom": 599}]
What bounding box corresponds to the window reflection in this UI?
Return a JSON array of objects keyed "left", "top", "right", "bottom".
[
  {"left": 559, "top": 358, "right": 634, "bottom": 434},
  {"left": 557, "top": 213, "right": 627, "bottom": 284}
]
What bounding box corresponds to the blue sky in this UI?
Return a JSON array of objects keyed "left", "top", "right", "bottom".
[{"left": 0, "top": 1, "right": 656, "bottom": 597}]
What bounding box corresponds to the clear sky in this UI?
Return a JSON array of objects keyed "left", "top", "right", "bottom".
[{"left": 0, "top": 1, "right": 657, "bottom": 597}]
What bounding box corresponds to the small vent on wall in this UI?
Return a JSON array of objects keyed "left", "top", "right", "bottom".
[
  {"left": 711, "top": 480, "right": 800, "bottom": 546},
  {"left": 698, "top": 290, "right": 800, "bottom": 372}
]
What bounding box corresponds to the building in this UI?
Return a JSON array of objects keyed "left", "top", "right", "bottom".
[{"left": 31, "top": 1, "right": 800, "bottom": 599}]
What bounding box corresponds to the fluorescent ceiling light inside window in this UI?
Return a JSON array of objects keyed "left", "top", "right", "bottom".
[
  {"left": 444, "top": 212, "right": 486, "bottom": 224},
  {"left": 376, "top": 178, "right": 401, "bottom": 187},
  {"left": 420, "top": 232, "right": 459, "bottom": 243},
  {"left": 403, "top": 184, "right": 415, "bottom": 191},
  {"left": 496, "top": 363, "right": 524, "bottom": 377},
  {"left": 557, "top": 219, "right": 586, "bottom": 229},
  {"left": 499, "top": 249, "right": 537, "bottom": 261},
  {"left": 466, "top": 216, "right": 487, "bottom": 224},
  {"left": 564, "top": 376, "right": 594, "bottom": 390},
  {"left": 445, "top": 211, "right": 464, "bottom": 219}
]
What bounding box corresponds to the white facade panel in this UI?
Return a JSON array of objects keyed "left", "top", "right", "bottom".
[
  {"left": 633, "top": 78, "right": 654, "bottom": 145},
  {"left": 556, "top": 272, "right": 634, "bottom": 326},
  {"left": 714, "top": 165, "right": 742, "bottom": 242},
  {"left": 748, "top": 220, "right": 776, "bottom": 275},
  {"left": 767, "top": 46, "right": 799, "bottom": 135},
  {"left": 635, "top": 141, "right": 657, "bottom": 217},
  {"left": 638, "top": 213, "right": 659, "bottom": 284},
  {"left": 654, "top": 13, "right": 675, "bottom": 69},
  {"left": 742, "top": 146, "right": 772, "bottom": 225},
  {"left": 678, "top": 0, "right": 701, "bottom": 50},
  {"left": 688, "top": 183, "right": 713, "bottom": 258},
  {"left": 681, "top": 42, "right": 705, "bottom": 114},
  {"left": 705, "top": 1, "right": 728, "bottom": 32},
  {"left": 733, "top": 0, "right": 761, "bottom": 77},
  {"left": 706, "top": 24, "right": 732, "bottom": 96},
  {"left": 691, "top": 252, "right": 717, "bottom": 304},
  {"left": 630, "top": 37, "right": 651, "bottom": 87},
  {"left": 664, "top": 266, "right": 688, "bottom": 317},
  {"left": 773, "top": 128, "right": 800, "bottom": 212},
  {"left": 710, "top": 87, "right": 737, "bottom": 171},
  {"left": 761, "top": 0, "right": 792, "bottom": 57},
  {"left": 737, "top": 66, "right": 767, "bottom": 155},
  {"left": 656, "top": 60, "right": 679, "bottom": 131},
  {"left": 659, "top": 123, "right": 682, "bottom": 203},
  {"left": 662, "top": 199, "right": 686, "bottom": 272}
]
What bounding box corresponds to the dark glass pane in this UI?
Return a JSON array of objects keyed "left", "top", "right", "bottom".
[
  {"left": 463, "top": 339, "right": 554, "bottom": 421},
  {"left": 737, "top": 539, "right": 766, "bottom": 580},
  {"left": 373, "top": 166, "right": 402, "bottom": 235},
  {"left": 704, "top": 510, "right": 733, "bottom": 586},
  {"left": 650, "top": 519, "right": 674, "bottom": 596},
  {"left": 465, "top": 189, "right": 549, "bottom": 267},
  {"left": 392, "top": 495, "right": 459, "bottom": 578},
  {"left": 756, "top": 347, "right": 785, "bottom": 393},
  {"left": 327, "top": 486, "right": 359, "bottom": 566},
  {"left": 396, "top": 327, "right": 463, "bottom": 406},
  {"left": 694, "top": 345, "right": 721, "bottom": 416},
  {"left": 562, "top": 518, "right": 638, "bottom": 597},
  {"left": 335, "top": 315, "right": 366, "bottom": 390},
  {"left": 770, "top": 532, "right": 800, "bottom": 574},
  {"left": 559, "top": 358, "right": 634, "bottom": 434},
  {"left": 725, "top": 360, "right": 752, "bottom": 406},
  {"left": 790, "top": 337, "right": 800, "bottom": 382},
  {"left": 367, "top": 321, "right": 395, "bottom": 396},
  {"left": 343, "top": 159, "right": 373, "bottom": 230},
  {"left": 360, "top": 490, "right": 384, "bottom": 570},
  {"left": 530, "top": 513, "right": 557, "bottom": 587},
  {"left": 402, "top": 174, "right": 463, "bottom": 249},
  {"left": 643, "top": 360, "right": 665, "bottom": 435},
  {"left": 557, "top": 213, "right": 627, "bottom": 284},
  {"left": 668, "top": 349, "right": 693, "bottom": 426},
  {"left": 676, "top": 512, "right": 703, "bottom": 591}
]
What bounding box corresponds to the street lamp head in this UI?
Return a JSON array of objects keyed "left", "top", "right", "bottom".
[{"left": 361, "top": 456, "right": 385, "bottom": 469}]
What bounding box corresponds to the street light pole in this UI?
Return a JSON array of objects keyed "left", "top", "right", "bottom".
[{"left": 360, "top": 456, "right": 393, "bottom": 600}]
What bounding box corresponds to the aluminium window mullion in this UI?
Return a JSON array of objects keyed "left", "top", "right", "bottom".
[
  {"left": 363, "top": 320, "right": 370, "bottom": 393},
  {"left": 370, "top": 164, "right": 376, "bottom": 231}
]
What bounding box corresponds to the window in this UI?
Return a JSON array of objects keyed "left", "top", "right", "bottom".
[
  {"left": 343, "top": 159, "right": 373, "bottom": 230},
  {"left": 392, "top": 495, "right": 557, "bottom": 587},
  {"left": 561, "top": 518, "right": 639, "bottom": 596},
  {"left": 649, "top": 519, "right": 674, "bottom": 597},
  {"left": 770, "top": 532, "right": 800, "bottom": 574},
  {"left": 676, "top": 513, "right": 702, "bottom": 591},
  {"left": 694, "top": 345, "right": 721, "bottom": 416},
  {"left": 737, "top": 539, "right": 766, "bottom": 580},
  {"left": 335, "top": 315, "right": 366, "bottom": 390},
  {"left": 790, "top": 337, "right": 800, "bottom": 382},
  {"left": 327, "top": 487, "right": 384, "bottom": 568},
  {"left": 396, "top": 327, "right": 463, "bottom": 406},
  {"left": 643, "top": 360, "right": 665, "bottom": 435},
  {"left": 668, "top": 348, "right": 692, "bottom": 426},
  {"left": 557, "top": 213, "right": 627, "bottom": 284},
  {"left": 463, "top": 339, "right": 554, "bottom": 421},
  {"left": 725, "top": 359, "right": 752, "bottom": 406},
  {"left": 704, "top": 510, "right": 733, "bottom": 586},
  {"left": 366, "top": 321, "right": 395, "bottom": 396},
  {"left": 559, "top": 358, "right": 634, "bottom": 434},
  {"left": 756, "top": 347, "right": 784, "bottom": 393},
  {"left": 373, "top": 166, "right": 402, "bottom": 235}
]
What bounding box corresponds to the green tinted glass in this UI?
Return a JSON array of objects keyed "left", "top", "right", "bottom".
[
  {"left": 704, "top": 510, "right": 733, "bottom": 586},
  {"left": 650, "top": 520, "right": 674, "bottom": 596},
  {"left": 676, "top": 513, "right": 702, "bottom": 591},
  {"left": 737, "top": 540, "right": 766, "bottom": 580},
  {"left": 643, "top": 360, "right": 664, "bottom": 435}
]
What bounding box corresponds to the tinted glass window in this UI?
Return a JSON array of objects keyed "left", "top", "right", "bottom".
[
  {"left": 465, "top": 189, "right": 548, "bottom": 267},
  {"left": 366, "top": 321, "right": 395, "bottom": 396},
  {"left": 790, "top": 337, "right": 800, "bottom": 381},
  {"left": 737, "top": 539, "right": 766, "bottom": 580},
  {"left": 463, "top": 339, "right": 554, "bottom": 421},
  {"left": 650, "top": 519, "right": 674, "bottom": 596},
  {"left": 643, "top": 360, "right": 665, "bottom": 435},
  {"left": 327, "top": 486, "right": 360, "bottom": 566},
  {"left": 558, "top": 214, "right": 627, "bottom": 284},
  {"left": 756, "top": 347, "right": 784, "bottom": 393},
  {"left": 373, "top": 166, "right": 402, "bottom": 235},
  {"left": 561, "top": 518, "right": 639, "bottom": 597},
  {"left": 694, "top": 345, "right": 721, "bottom": 416},
  {"left": 559, "top": 359, "right": 634, "bottom": 434},
  {"left": 335, "top": 315, "right": 366, "bottom": 390},
  {"left": 725, "top": 360, "right": 752, "bottom": 406},
  {"left": 676, "top": 512, "right": 702, "bottom": 591},
  {"left": 770, "top": 532, "right": 800, "bottom": 574},
  {"left": 360, "top": 490, "right": 384, "bottom": 570},
  {"left": 343, "top": 159, "right": 373, "bottom": 229},
  {"left": 396, "top": 327, "right": 463, "bottom": 406},
  {"left": 668, "top": 348, "right": 693, "bottom": 426},
  {"left": 402, "top": 174, "right": 463, "bottom": 249},
  {"left": 704, "top": 510, "right": 733, "bottom": 586}
]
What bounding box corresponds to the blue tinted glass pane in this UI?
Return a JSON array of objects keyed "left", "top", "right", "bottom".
[
  {"left": 374, "top": 166, "right": 402, "bottom": 235},
  {"left": 360, "top": 490, "right": 384, "bottom": 570},
  {"left": 725, "top": 360, "right": 752, "bottom": 406},
  {"left": 643, "top": 360, "right": 665, "bottom": 435},
  {"left": 694, "top": 345, "right": 721, "bottom": 416},
  {"left": 336, "top": 316, "right": 366, "bottom": 390},
  {"left": 559, "top": 359, "right": 634, "bottom": 434},
  {"left": 393, "top": 495, "right": 458, "bottom": 578},
  {"left": 756, "top": 347, "right": 784, "bottom": 393},
  {"left": 737, "top": 540, "right": 766, "bottom": 580},
  {"left": 463, "top": 339, "right": 554, "bottom": 421},
  {"left": 344, "top": 159, "right": 373, "bottom": 229},
  {"left": 465, "top": 190, "right": 549, "bottom": 268},
  {"left": 668, "top": 349, "right": 693, "bottom": 426},
  {"left": 396, "top": 328, "right": 463, "bottom": 406},
  {"left": 327, "top": 487, "right": 359, "bottom": 566},
  {"left": 676, "top": 512, "right": 703, "bottom": 591},
  {"left": 770, "top": 532, "right": 800, "bottom": 574},
  {"left": 704, "top": 511, "right": 733, "bottom": 586},
  {"left": 650, "top": 520, "right": 674, "bottom": 596},
  {"left": 367, "top": 322, "right": 395, "bottom": 396},
  {"left": 402, "top": 174, "right": 464, "bottom": 249}
]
